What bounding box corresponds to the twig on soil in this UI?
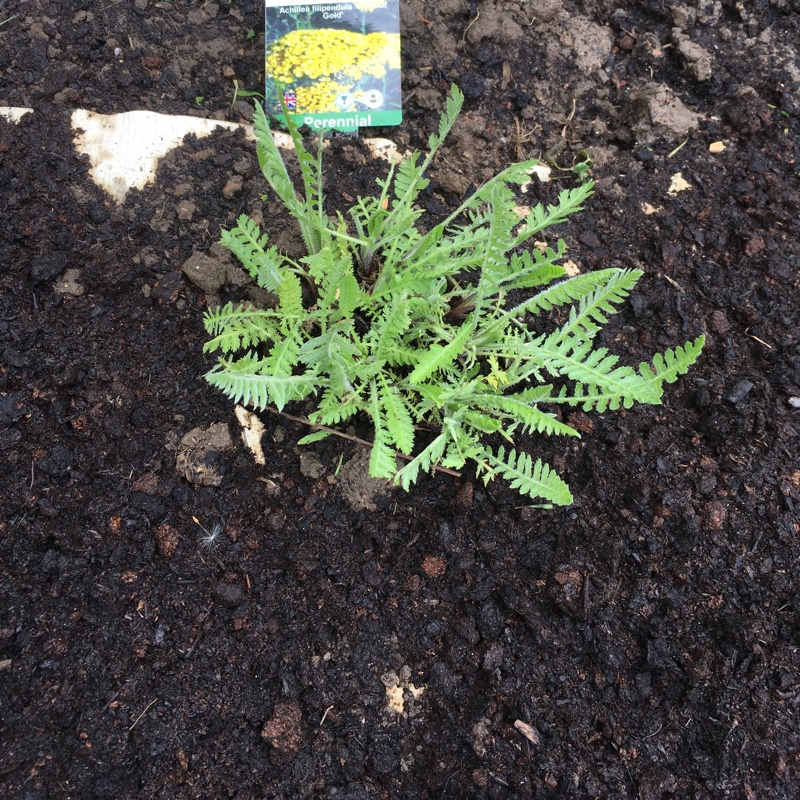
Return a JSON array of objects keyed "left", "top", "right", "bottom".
[
  {"left": 744, "top": 328, "right": 772, "bottom": 349},
  {"left": 560, "top": 98, "right": 577, "bottom": 139},
  {"left": 462, "top": 8, "right": 480, "bottom": 44},
  {"left": 128, "top": 698, "right": 157, "bottom": 731},
  {"left": 644, "top": 722, "right": 663, "bottom": 738},
  {"left": 515, "top": 117, "right": 540, "bottom": 161},
  {"left": 662, "top": 274, "right": 685, "bottom": 292},
  {"left": 260, "top": 406, "right": 463, "bottom": 478}
]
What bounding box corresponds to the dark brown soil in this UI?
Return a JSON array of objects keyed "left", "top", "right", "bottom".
[{"left": 1, "top": 1, "right": 799, "bottom": 798}]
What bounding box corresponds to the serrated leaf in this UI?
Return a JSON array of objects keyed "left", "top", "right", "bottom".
[
  {"left": 220, "top": 216, "right": 283, "bottom": 291},
  {"left": 639, "top": 336, "right": 706, "bottom": 387},
  {"left": 277, "top": 272, "right": 303, "bottom": 316},
  {"left": 463, "top": 411, "right": 504, "bottom": 434},
  {"left": 332, "top": 273, "right": 365, "bottom": 321},
  {"left": 427, "top": 84, "right": 464, "bottom": 153},
  {"left": 297, "top": 429, "right": 332, "bottom": 445},
  {"left": 265, "top": 329, "right": 303, "bottom": 378},
  {"left": 380, "top": 381, "right": 415, "bottom": 454},
  {"left": 516, "top": 181, "right": 595, "bottom": 243},
  {"left": 369, "top": 437, "right": 397, "bottom": 479},
  {"left": 310, "top": 389, "right": 361, "bottom": 426},
  {"left": 205, "top": 355, "right": 316, "bottom": 411},
  {"left": 501, "top": 251, "right": 567, "bottom": 291},
  {"left": 394, "top": 433, "right": 447, "bottom": 491},
  {"left": 487, "top": 446, "right": 573, "bottom": 506},
  {"left": 366, "top": 380, "right": 398, "bottom": 479},
  {"left": 406, "top": 323, "right": 472, "bottom": 385},
  {"left": 203, "top": 303, "right": 281, "bottom": 354},
  {"left": 475, "top": 394, "right": 580, "bottom": 437}
]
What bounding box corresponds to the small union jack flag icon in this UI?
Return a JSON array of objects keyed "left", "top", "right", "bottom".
[{"left": 283, "top": 91, "right": 297, "bottom": 111}]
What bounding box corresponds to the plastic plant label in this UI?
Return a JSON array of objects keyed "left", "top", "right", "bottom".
[{"left": 264, "top": 0, "right": 402, "bottom": 133}]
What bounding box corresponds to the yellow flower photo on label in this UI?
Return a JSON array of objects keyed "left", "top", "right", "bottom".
[{"left": 266, "top": 29, "right": 397, "bottom": 85}]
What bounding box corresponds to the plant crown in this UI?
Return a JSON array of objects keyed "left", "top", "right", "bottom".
[{"left": 203, "top": 86, "right": 704, "bottom": 506}]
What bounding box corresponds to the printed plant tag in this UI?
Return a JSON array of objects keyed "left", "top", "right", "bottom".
[{"left": 264, "top": 0, "right": 402, "bottom": 133}]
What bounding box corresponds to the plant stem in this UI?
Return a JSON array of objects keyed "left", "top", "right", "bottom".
[{"left": 261, "top": 407, "right": 462, "bottom": 478}]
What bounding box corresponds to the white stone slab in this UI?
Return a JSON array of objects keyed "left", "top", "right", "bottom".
[
  {"left": 0, "top": 107, "right": 33, "bottom": 122},
  {"left": 71, "top": 109, "right": 264, "bottom": 204}
]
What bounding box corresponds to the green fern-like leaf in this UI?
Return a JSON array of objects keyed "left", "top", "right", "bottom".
[
  {"left": 541, "top": 338, "right": 661, "bottom": 406},
  {"left": 264, "top": 327, "right": 303, "bottom": 378},
  {"left": 368, "top": 381, "right": 398, "bottom": 479},
  {"left": 203, "top": 303, "right": 281, "bottom": 354},
  {"left": 426, "top": 84, "right": 464, "bottom": 155},
  {"left": 550, "top": 382, "right": 639, "bottom": 413},
  {"left": 484, "top": 446, "right": 574, "bottom": 506},
  {"left": 440, "top": 424, "right": 485, "bottom": 469},
  {"left": 274, "top": 275, "right": 302, "bottom": 324},
  {"left": 500, "top": 250, "right": 567, "bottom": 291},
  {"left": 639, "top": 336, "right": 706, "bottom": 389},
  {"left": 205, "top": 353, "right": 316, "bottom": 411},
  {"left": 392, "top": 153, "right": 428, "bottom": 207},
  {"left": 394, "top": 432, "right": 448, "bottom": 491},
  {"left": 517, "top": 182, "right": 595, "bottom": 243},
  {"left": 365, "top": 293, "right": 412, "bottom": 364},
  {"left": 333, "top": 273, "right": 365, "bottom": 321},
  {"left": 379, "top": 379, "right": 416, "bottom": 454},
  {"left": 313, "top": 330, "right": 362, "bottom": 394},
  {"left": 472, "top": 393, "right": 580, "bottom": 437},
  {"left": 406, "top": 324, "right": 473, "bottom": 385},
  {"left": 474, "top": 270, "right": 620, "bottom": 348},
  {"left": 310, "top": 388, "right": 362, "bottom": 426},
  {"left": 220, "top": 216, "right": 283, "bottom": 291},
  {"left": 550, "top": 269, "right": 642, "bottom": 345},
  {"left": 462, "top": 410, "right": 505, "bottom": 434}
]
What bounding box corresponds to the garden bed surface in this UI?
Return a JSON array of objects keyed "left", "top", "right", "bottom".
[{"left": 1, "top": 1, "right": 799, "bottom": 798}]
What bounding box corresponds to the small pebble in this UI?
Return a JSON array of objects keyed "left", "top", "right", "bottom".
[
  {"left": 213, "top": 582, "right": 246, "bottom": 608},
  {"left": 725, "top": 379, "right": 754, "bottom": 404},
  {"left": 709, "top": 309, "right": 731, "bottom": 335}
]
